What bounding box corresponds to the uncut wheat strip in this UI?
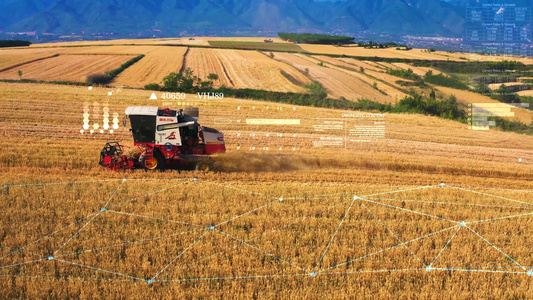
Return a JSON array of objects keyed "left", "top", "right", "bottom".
[
  {"left": 183, "top": 48, "right": 234, "bottom": 88},
  {"left": 287, "top": 54, "right": 393, "bottom": 103},
  {"left": 113, "top": 46, "right": 187, "bottom": 87},
  {"left": 336, "top": 58, "right": 382, "bottom": 73},
  {"left": 311, "top": 56, "right": 407, "bottom": 101},
  {"left": 272, "top": 52, "right": 361, "bottom": 100},
  {"left": 375, "top": 62, "right": 401, "bottom": 70},
  {"left": 392, "top": 63, "right": 446, "bottom": 77},
  {"left": 214, "top": 49, "right": 307, "bottom": 93}
]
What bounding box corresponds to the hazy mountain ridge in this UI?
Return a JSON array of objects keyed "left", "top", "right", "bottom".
[{"left": 0, "top": 0, "right": 489, "bottom": 37}]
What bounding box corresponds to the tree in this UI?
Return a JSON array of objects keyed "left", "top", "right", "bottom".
[
  {"left": 17, "top": 70, "right": 22, "bottom": 80},
  {"left": 429, "top": 89, "right": 436, "bottom": 99},
  {"left": 269, "top": 52, "right": 275, "bottom": 58},
  {"left": 207, "top": 73, "right": 219, "bottom": 81}
]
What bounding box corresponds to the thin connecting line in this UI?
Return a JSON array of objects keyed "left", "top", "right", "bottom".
[
  {"left": 466, "top": 211, "right": 533, "bottom": 224},
  {"left": 3, "top": 179, "right": 122, "bottom": 188},
  {"left": 359, "top": 198, "right": 459, "bottom": 224},
  {"left": 107, "top": 181, "right": 191, "bottom": 209},
  {"left": 106, "top": 210, "right": 206, "bottom": 228},
  {"left": 283, "top": 186, "right": 421, "bottom": 200},
  {"left": 320, "top": 268, "right": 426, "bottom": 275},
  {"left": 368, "top": 197, "right": 533, "bottom": 210},
  {"left": 358, "top": 185, "right": 439, "bottom": 198},
  {"left": 53, "top": 180, "right": 125, "bottom": 256},
  {"left": 447, "top": 186, "right": 533, "bottom": 207},
  {"left": 214, "top": 198, "right": 282, "bottom": 227},
  {"left": 216, "top": 229, "right": 308, "bottom": 273},
  {"left": 163, "top": 198, "right": 354, "bottom": 279},
  {"left": 155, "top": 273, "right": 309, "bottom": 282},
  {"left": 0, "top": 213, "right": 96, "bottom": 260},
  {"left": 0, "top": 245, "right": 45, "bottom": 260},
  {"left": 446, "top": 185, "right": 533, "bottom": 193},
  {"left": 2, "top": 179, "right": 533, "bottom": 282},
  {"left": 312, "top": 198, "right": 357, "bottom": 274},
  {"left": 318, "top": 225, "right": 458, "bottom": 273},
  {"left": 54, "top": 258, "right": 142, "bottom": 281},
  {"left": 431, "top": 267, "right": 527, "bottom": 274},
  {"left": 0, "top": 274, "right": 138, "bottom": 282},
  {"left": 358, "top": 199, "right": 427, "bottom": 267},
  {"left": 151, "top": 229, "right": 210, "bottom": 281},
  {"left": 429, "top": 226, "right": 461, "bottom": 267},
  {"left": 56, "top": 229, "right": 204, "bottom": 258},
  {"left": 125, "top": 178, "right": 193, "bottom": 182},
  {"left": 0, "top": 258, "right": 46, "bottom": 270},
  {"left": 466, "top": 226, "right": 528, "bottom": 272}
]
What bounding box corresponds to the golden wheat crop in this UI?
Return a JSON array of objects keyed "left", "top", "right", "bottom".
[
  {"left": 0, "top": 48, "right": 69, "bottom": 71},
  {"left": 392, "top": 63, "right": 447, "bottom": 77},
  {"left": 271, "top": 53, "right": 393, "bottom": 102},
  {"left": 1, "top": 65, "right": 533, "bottom": 299},
  {"left": 310, "top": 55, "right": 407, "bottom": 101},
  {"left": 182, "top": 48, "right": 309, "bottom": 92},
  {"left": 112, "top": 46, "right": 188, "bottom": 88},
  {"left": 0, "top": 54, "right": 135, "bottom": 82}
]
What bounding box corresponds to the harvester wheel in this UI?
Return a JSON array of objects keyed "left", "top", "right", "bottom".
[
  {"left": 139, "top": 151, "right": 164, "bottom": 171},
  {"left": 195, "top": 161, "right": 211, "bottom": 172}
]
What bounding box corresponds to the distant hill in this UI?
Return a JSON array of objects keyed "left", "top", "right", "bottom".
[
  {"left": 0, "top": 0, "right": 56, "bottom": 30},
  {"left": 2, "top": 0, "right": 474, "bottom": 37}
]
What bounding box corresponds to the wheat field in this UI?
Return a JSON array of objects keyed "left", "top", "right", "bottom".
[
  {"left": 112, "top": 46, "right": 188, "bottom": 88},
  {"left": 1, "top": 36, "right": 533, "bottom": 298},
  {"left": 1, "top": 82, "right": 532, "bottom": 298},
  {"left": 0, "top": 54, "right": 135, "bottom": 82},
  {"left": 183, "top": 48, "right": 309, "bottom": 92}
]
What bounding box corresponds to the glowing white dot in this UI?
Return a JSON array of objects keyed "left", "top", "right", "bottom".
[
  {"left": 108, "top": 92, "right": 112, "bottom": 96},
  {"left": 109, "top": 130, "right": 114, "bottom": 134},
  {"left": 80, "top": 130, "right": 84, "bottom": 134},
  {"left": 113, "top": 124, "right": 119, "bottom": 130},
  {"left": 88, "top": 86, "right": 93, "bottom": 90},
  {"left": 90, "top": 130, "right": 94, "bottom": 134},
  {"left": 93, "top": 123, "right": 100, "bottom": 130},
  {"left": 103, "top": 118, "right": 109, "bottom": 123},
  {"left": 100, "top": 130, "right": 104, "bottom": 134},
  {"left": 83, "top": 124, "right": 89, "bottom": 130},
  {"left": 103, "top": 124, "right": 109, "bottom": 130},
  {"left": 518, "top": 158, "right": 523, "bottom": 162}
]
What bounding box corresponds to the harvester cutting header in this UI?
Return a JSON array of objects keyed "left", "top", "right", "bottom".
[{"left": 100, "top": 106, "right": 225, "bottom": 171}]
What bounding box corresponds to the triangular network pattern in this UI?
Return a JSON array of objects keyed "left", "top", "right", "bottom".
[{"left": 1, "top": 179, "right": 532, "bottom": 283}]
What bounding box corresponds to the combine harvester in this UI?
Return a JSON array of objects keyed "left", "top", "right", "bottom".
[{"left": 99, "top": 106, "right": 225, "bottom": 171}]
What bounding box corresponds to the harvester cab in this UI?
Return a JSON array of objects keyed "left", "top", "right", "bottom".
[{"left": 100, "top": 106, "right": 225, "bottom": 171}]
